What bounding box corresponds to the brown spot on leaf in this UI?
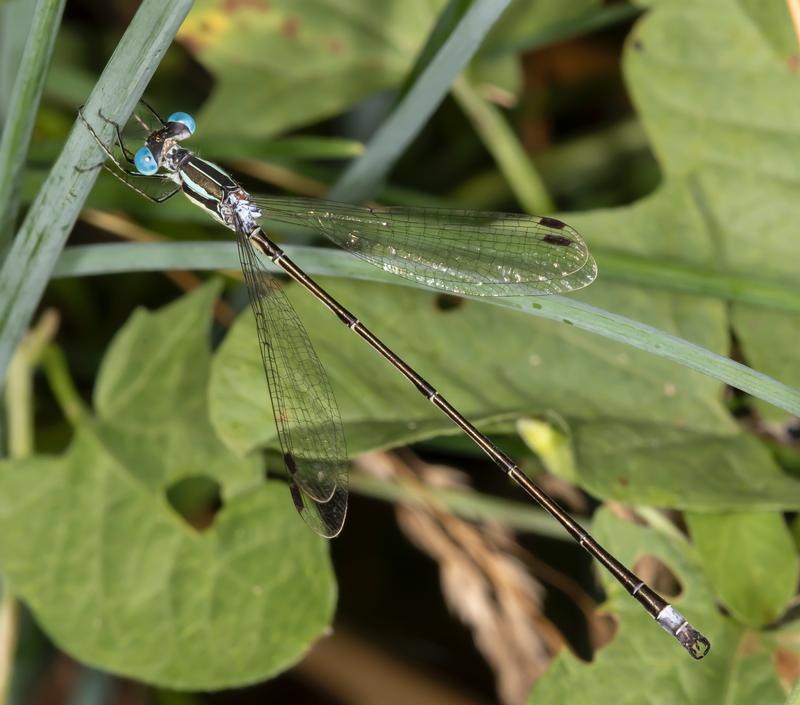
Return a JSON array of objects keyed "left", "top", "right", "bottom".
[
  {"left": 282, "top": 16, "right": 300, "bottom": 38},
  {"left": 592, "top": 612, "right": 618, "bottom": 654},
  {"left": 633, "top": 555, "right": 682, "bottom": 599},
  {"left": 181, "top": 36, "right": 207, "bottom": 54},
  {"left": 776, "top": 647, "right": 800, "bottom": 689},
  {"left": 738, "top": 631, "right": 761, "bottom": 657},
  {"left": 222, "top": 0, "right": 270, "bottom": 12},
  {"left": 328, "top": 38, "right": 344, "bottom": 54},
  {"left": 434, "top": 294, "right": 464, "bottom": 312}
]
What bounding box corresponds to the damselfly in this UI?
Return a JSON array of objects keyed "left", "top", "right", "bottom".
[{"left": 78, "top": 103, "right": 710, "bottom": 659}]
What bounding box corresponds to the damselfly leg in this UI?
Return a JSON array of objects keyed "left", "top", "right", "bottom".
[{"left": 78, "top": 108, "right": 181, "bottom": 203}]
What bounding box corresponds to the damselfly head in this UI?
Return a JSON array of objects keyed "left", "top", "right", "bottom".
[
  {"left": 134, "top": 145, "right": 158, "bottom": 175},
  {"left": 133, "top": 112, "right": 197, "bottom": 175},
  {"left": 166, "top": 112, "right": 196, "bottom": 139}
]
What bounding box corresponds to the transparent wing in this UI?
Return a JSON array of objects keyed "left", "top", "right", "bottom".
[
  {"left": 237, "top": 232, "right": 348, "bottom": 537},
  {"left": 255, "top": 196, "right": 597, "bottom": 297},
  {"left": 288, "top": 480, "right": 349, "bottom": 539}
]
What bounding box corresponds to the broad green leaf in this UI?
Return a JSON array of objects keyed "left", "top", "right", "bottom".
[
  {"left": 739, "top": 0, "right": 799, "bottom": 56},
  {"left": 566, "top": 178, "right": 715, "bottom": 266},
  {"left": 93, "top": 282, "right": 260, "bottom": 497},
  {"left": 0, "top": 436, "right": 332, "bottom": 689},
  {"left": 624, "top": 1, "right": 800, "bottom": 420},
  {"left": 686, "top": 511, "right": 799, "bottom": 627},
  {"left": 209, "top": 275, "right": 799, "bottom": 509},
  {"left": 569, "top": 173, "right": 800, "bottom": 427},
  {"left": 480, "top": 0, "right": 600, "bottom": 57},
  {"left": 529, "top": 509, "right": 788, "bottom": 704},
  {"left": 0, "top": 284, "right": 335, "bottom": 689},
  {"left": 177, "top": 0, "right": 444, "bottom": 139},
  {"left": 684, "top": 167, "right": 800, "bottom": 420},
  {"left": 570, "top": 421, "right": 800, "bottom": 510},
  {"left": 625, "top": 1, "right": 800, "bottom": 179},
  {"left": 788, "top": 659, "right": 800, "bottom": 705}
]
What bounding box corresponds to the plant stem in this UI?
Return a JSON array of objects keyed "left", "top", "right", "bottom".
[
  {"left": 348, "top": 471, "right": 568, "bottom": 538},
  {"left": 40, "top": 345, "right": 89, "bottom": 427},
  {"left": 0, "top": 596, "right": 19, "bottom": 705},
  {"left": 0, "top": 310, "right": 59, "bottom": 705},
  {"left": 452, "top": 75, "right": 555, "bottom": 214},
  {"left": 4, "top": 310, "right": 59, "bottom": 456}
]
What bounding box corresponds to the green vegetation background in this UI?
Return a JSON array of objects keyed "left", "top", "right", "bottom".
[{"left": 0, "top": 0, "right": 799, "bottom": 703}]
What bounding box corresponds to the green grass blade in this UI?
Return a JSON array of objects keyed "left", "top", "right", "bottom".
[
  {"left": 0, "top": 0, "right": 65, "bottom": 249},
  {"left": 349, "top": 471, "right": 566, "bottom": 538},
  {"left": 0, "top": 0, "right": 37, "bottom": 120},
  {"left": 0, "top": 0, "right": 193, "bottom": 385},
  {"left": 598, "top": 251, "right": 800, "bottom": 314},
  {"left": 328, "top": 0, "right": 511, "bottom": 203},
  {"left": 52, "top": 240, "right": 800, "bottom": 416},
  {"left": 55, "top": 240, "right": 800, "bottom": 313},
  {"left": 452, "top": 75, "right": 555, "bottom": 214},
  {"left": 395, "top": 0, "right": 471, "bottom": 100},
  {"left": 54, "top": 242, "right": 239, "bottom": 277},
  {"left": 512, "top": 295, "right": 800, "bottom": 417}
]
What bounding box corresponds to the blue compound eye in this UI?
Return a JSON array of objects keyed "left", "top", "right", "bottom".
[
  {"left": 134, "top": 146, "right": 158, "bottom": 175},
  {"left": 167, "top": 111, "right": 196, "bottom": 135}
]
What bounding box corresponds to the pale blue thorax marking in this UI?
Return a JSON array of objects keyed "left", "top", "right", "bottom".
[{"left": 179, "top": 157, "right": 233, "bottom": 202}]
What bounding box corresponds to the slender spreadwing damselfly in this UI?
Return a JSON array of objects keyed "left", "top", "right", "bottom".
[{"left": 78, "top": 103, "right": 710, "bottom": 660}]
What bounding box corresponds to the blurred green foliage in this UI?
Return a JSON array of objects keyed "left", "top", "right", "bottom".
[{"left": 0, "top": 0, "right": 799, "bottom": 703}]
